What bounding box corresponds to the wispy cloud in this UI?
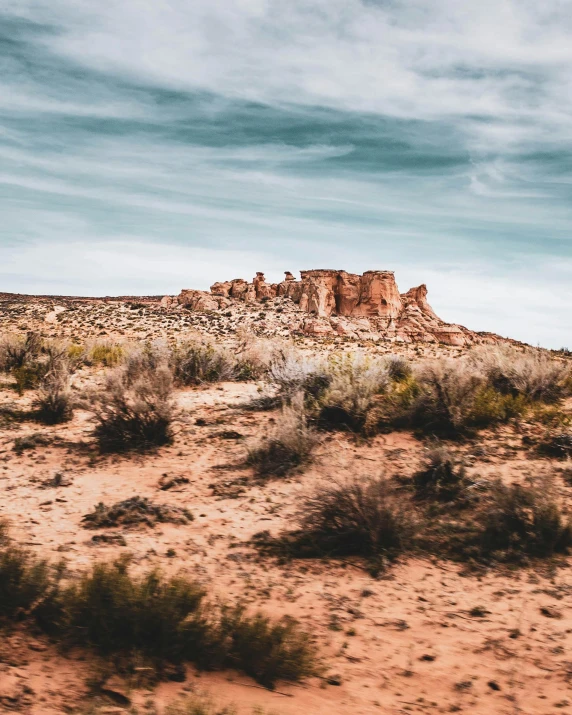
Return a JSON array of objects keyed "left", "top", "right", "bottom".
[{"left": 0, "top": 0, "right": 571, "bottom": 346}]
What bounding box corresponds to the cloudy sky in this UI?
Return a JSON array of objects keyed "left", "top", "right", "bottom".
[{"left": 1, "top": 0, "right": 571, "bottom": 347}]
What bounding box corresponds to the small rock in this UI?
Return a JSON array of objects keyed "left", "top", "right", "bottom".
[
  {"left": 100, "top": 676, "right": 131, "bottom": 706},
  {"left": 540, "top": 606, "right": 562, "bottom": 619}
]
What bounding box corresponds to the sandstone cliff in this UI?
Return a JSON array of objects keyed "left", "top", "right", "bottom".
[{"left": 167, "top": 270, "right": 498, "bottom": 346}]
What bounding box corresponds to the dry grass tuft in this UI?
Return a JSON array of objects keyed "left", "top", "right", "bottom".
[
  {"left": 172, "top": 341, "right": 241, "bottom": 385},
  {"left": 0, "top": 332, "right": 41, "bottom": 372},
  {"left": 480, "top": 479, "right": 572, "bottom": 560},
  {"left": 413, "top": 446, "right": 470, "bottom": 501},
  {"left": 82, "top": 496, "right": 193, "bottom": 528},
  {"left": 472, "top": 345, "right": 571, "bottom": 403},
  {"left": 246, "top": 396, "right": 318, "bottom": 477},
  {"left": 317, "top": 354, "right": 389, "bottom": 432},
  {"left": 88, "top": 360, "right": 174, "bottom": 452},
  {"left": 295, "top": 475, "right": 417, "bottom": 560},
  {"left": 34, "top": 362, "right": 74, "bottom": 424}
]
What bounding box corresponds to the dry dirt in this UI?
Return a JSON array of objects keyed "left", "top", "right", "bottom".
[{"left": 1, "top": 296, "right": 572, "bottom": 715}]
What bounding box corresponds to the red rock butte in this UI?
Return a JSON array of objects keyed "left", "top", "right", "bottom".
[{"left": 163, "top": 269, "right": 502, "bottom": 346}]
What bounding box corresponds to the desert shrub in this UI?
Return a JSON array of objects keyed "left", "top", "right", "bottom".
[
  {"left": 88, "top": 363, "right": 174, "bottom": 452},
  {"left": 42, "top": 340, "right": 71, "bottom": 371},
  {"left": 203, "top": 607, "right": 316, "bottom": 689},
  {"left": 469, "top": 386, "right": 528, "bottom": 426},
  {"left": 538, "top": 431, "right": 572, "bottom": 459},
  {"left": 0, "top": 544, "right": 53, "bottom": 623},
  {"left": 317, "top": 354, "right": 389, "bottom": 432},
  {"left": 13, "top": 433, "right": 52, "bottom": 453},
  {"left": 480, "top": 480, "right": 572, "bottom": 560},
  {"left": 67, "top": 343, "right": 87, "bottom": 368},
  {"left": 385, "top": 355, "right": 412, "bottom": 382},
  {"left": 473, "top": 346, "right": 571, "bottom": 403},
  {"left": 172, "top": 341, "right": 238, "bottom": 385},
  {"left": 296, "top": 476, "right": 416, "bottom": 558},
  {"left": 269, "top": 351, "right": 329, "bottom": 404},
  {"left": 57, "top": 559, "right": 205, "bottom": 664},
  {"left": 51, "top": 558, "right": 315, "bottom": 686},
  {"left": 34, "top": 366, "right": 74, "bottom": 424},
  {"left": 382, "top": 357, "right": 538, "bottom": 436},
  {"left": 0, "top": 333, "right": 49, "bottom": 394},
  {"left": 413, "top": 447, "right": 469, "bottom": 501},
  {"left": 13, "top": 363, "right": 47, "bottom": 394},
  {"left": 0, "top": 332, "right": 41, "bottom": 372},
  {"left": 89, "top": 342, "right": 124, "bottom": 367},
  {"left": 233, "top": 331, "right": 275, "bottom": 381},
  {"left": 246, "top": 397, "right": 318, "bottom": 477},
  {"left": 0, "top": 533, "right": 317, "bottom": 687},
  {"left": 398, "top": 359, "right": 487, "bottom": 436},
  {"left": 82, "top": 496, "right": 193, "bottom": 528},
  {"left": 122, "top": 342, "right": 170, "bottom": 384}
]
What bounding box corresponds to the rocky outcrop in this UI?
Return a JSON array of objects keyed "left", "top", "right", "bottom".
[
  {"left": 165, "top": 269, "right": 498, "bottom": 346},
  {"left": 177, "top": 289, "right": 229, "bottom": 312}
]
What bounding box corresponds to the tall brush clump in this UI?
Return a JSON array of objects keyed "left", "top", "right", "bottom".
[
  {"left": 233, "top": 329, "right": 275, "bottom": 381},
  {"left": 0, "top": 332, "right": 44, "bottom": 393},
  {"left": 0, "top": 332, "right": 42, "bottom": 372},
  {"left": 34, "top": 367, "right": 74, "bottom": 424},
  {"left": 34, "top": 343, "right": 75, "bottom": 424},
  {"left": 317, "top": 354, "right": 390, "bottom": 432},
  {"left": 0, "top": 520, "right": 57, "bottom": 626},
  {"left": 58, "top": 558, "right": 205, "bottom": 664},
  {"left": 204, "top": 606, "right": 317, "bottom": 689},
  {"left": 88, "top": 352, "right": 174, "bottom": 452},
  {"left": 42, "top": 556, "right": 316, "bottom": 687},
  {"left": 481, "top": 479, "right": 572, "bottom": 560},
  {"left": 246, "top": 394, "right": 318, "bottom": 477},
  {"left": 296, "top": 475, "right": 416, "bottom": 560},
  {"left": 172, "top": 340, "right": 239, "bottom": 385},
  {"left": 472, "top": 345, "right": 572, "bottom": 403},
  {"left": 268, "top": 350, "right": 330, "bottom": 405},
  {"left": 398, "top": 358, "right": 487, "bottom": 436},
  {"left": 413, "top": 446, "right": 469, "bottom": 501}
]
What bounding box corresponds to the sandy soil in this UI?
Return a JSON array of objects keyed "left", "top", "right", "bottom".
[{"left": 1, "top": 299, "right": 572, "bottom": 714}]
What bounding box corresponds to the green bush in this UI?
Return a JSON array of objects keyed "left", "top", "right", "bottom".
[
  {"left": 11, "top": 552, "right": 315, "bottom": 687},
  {"left": 382, "top": 359, "right": 527, "bottom": 437},
  {"left": 89, "top": 343, "right": 124, "bottom": 368},
  {"left": 0, "top": 545, "right": 53, "bottom": 623},
  {"left": 469, "top": 386, "right": 528, "bottom": 426},
  {"left": 0, "top": 523, "right": 317, "bottom": 688},
  {"left": 404, "top": 359, "right": 486, "bottom": 436},
  {"left": 206, "top": 607, "right": 316, "bottom": 689},
  {"left": 13, "top": 363, "right": 47, "bottom": 395}
]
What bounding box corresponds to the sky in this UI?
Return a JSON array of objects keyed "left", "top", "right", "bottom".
[{"left": 1, "top": 0, "right": 571, "bottom": 348}]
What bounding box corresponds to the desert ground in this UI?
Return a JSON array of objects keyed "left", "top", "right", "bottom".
[{"left": 1, "top": 294, "right": 572, "bottom": 715}]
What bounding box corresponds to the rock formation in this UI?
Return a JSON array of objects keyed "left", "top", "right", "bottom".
[{"left": 165, "top": 269, "right": 498, "bottom": 346}]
